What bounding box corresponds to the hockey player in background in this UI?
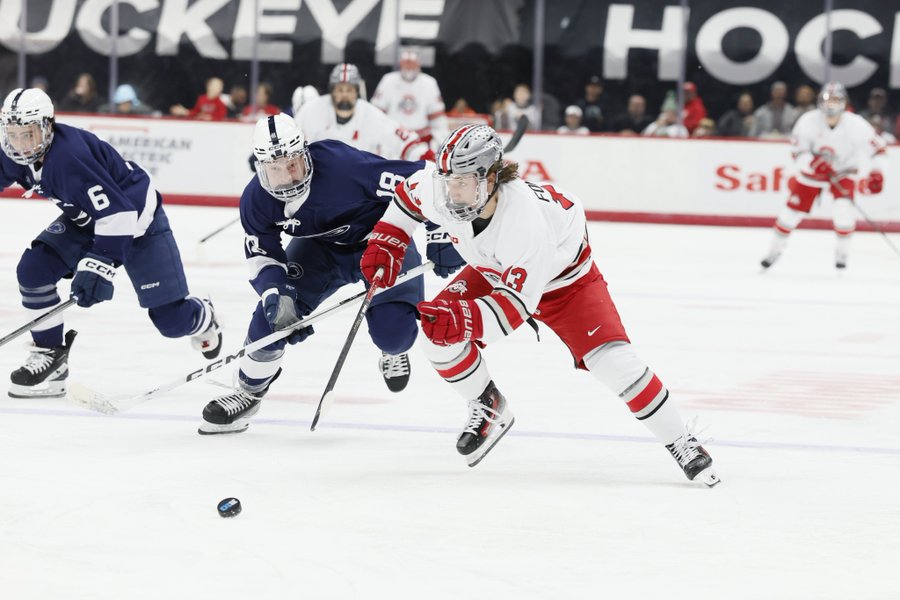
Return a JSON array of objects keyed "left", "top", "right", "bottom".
[
  {"left": 760, "top": 82, "right": 887, "bottom": 270},
  {"left": 372, "top": 49, "right": 449, "bottom": 148},
  {"left": 0, "top": 88, "right": 222, "bottom": 398},
  {"left": 198, "top": 114, "right": 464, "bottom": 435},
  {"left": 295, "top": 63, "right": 433, "bottom": 162},
  {"left": 360, "top": 124, "right": 719, "bottom": 486}
]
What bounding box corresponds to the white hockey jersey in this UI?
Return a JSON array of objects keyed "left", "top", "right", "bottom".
[
  {"left": 371, "top": 71, "right": 448, "bottom": 140},
  {"left": 791, "top": 109, "right": 887, "bottom": 187},
  {"left": 383, "top": 162, "right": 592, "bottom": 343},
  {"left": 295, "top": 95, "right": 428, "bottom": 161}
]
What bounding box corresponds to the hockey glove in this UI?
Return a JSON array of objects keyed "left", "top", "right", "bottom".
[
  {"left": 806, "top": 155, "right": 836, "bottom": 182},
  {"left": 866, "top": 170, "right": 884, "bottom": 194},
  {"left": 418, "top": 299, "right": 484, "bottom": 346},
  {"left": 361, "top": 222, "right": 410, "bottom": 288},
  {"left": 71, "top": 253, "right": 116, "bottom": 307},
  {"left": 426, "top": 224, "right": 465, "bottom": 278},
  {"left": 262, "top": 283, "right": 314, "bottom": 344}
]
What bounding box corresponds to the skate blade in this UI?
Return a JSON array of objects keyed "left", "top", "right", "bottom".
[
  {"left": 197, "top": 420, "right": 250, "bottom": 435},
  {"left": 68, "top": 383, "right": 121, "bottom": 415},
  {"left": 9, "top": 381, "right": 67, "bottom": 399},
  {"left": 695, "top": 466, "right": 721, "bottom": 488},
  {"left": 466, "top": 413, "right": 515, "bottom": 468}
]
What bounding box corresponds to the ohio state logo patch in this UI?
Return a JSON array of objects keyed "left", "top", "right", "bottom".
[{"left": 447, "top": 280, "right": 468, "bottom": 295}]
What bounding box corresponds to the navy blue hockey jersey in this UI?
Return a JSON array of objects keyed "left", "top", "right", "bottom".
[
  {"left": 0, "top": 123, "right": 158, "bottom": 263},
  {"left": 241, "top": 139, "right": 424, "bottom": 295}
]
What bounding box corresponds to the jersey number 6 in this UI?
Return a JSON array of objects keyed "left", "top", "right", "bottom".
[{"left": 87, "top": 185, "right": 110, "bottom": 211}]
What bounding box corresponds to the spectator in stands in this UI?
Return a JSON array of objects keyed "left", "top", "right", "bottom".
[
  {"left": 692, "top": 118, "right": 716, "bottom": 138},
  {"left": 716, "top": 92, "right": 755, "bottom": 138},
  {"left": 241, "top": 82, "right": 280, "bottom": 122},
  {"left": 681, "top": 82, "right": 707, "bottom": 133},
  {"left": 860, "top": 88, "right": 893, "bottom": 125},
  {"left": 609, "top": 94, "right": 653, "bottom": 135},
  {"left": 642, "top": 94, "right": 688, "bottom": 138},
  {"left": 794, "top": 84, "right": 816, "bottom": 116},
  {"left": 170, "top": 77, "right": 228, "bottom": 121},
  {"left": 556, "top": 105, "right": 589, "bottom": 135},
  {"left": 749, "top": 81, "right": 798, "bottom": 138},
  {"left": 576, "top": 75, "right": 609, "bottom": 132},
  {"left": 98, "top": 84, "right": 154, "bottom": 115},
  {"left": 223, "top": 84, "right": 248, "bottom": 119},
  {"left": 448, "top": 98, "right": 477, "bottom": 117},
  {"left": 59, "top": 73, "right": 101, "bottom": 113},
  {"left": 500, "top": 83, "right": 540, "bottom": 130}
]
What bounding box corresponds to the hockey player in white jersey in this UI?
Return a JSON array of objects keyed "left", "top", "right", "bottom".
[
  {"left": 760, "top": 82, "right": 886, "bottom": 270},
  {"left": 372, "top": 50, "right": 449, "bottom": 147},
  {"left": 295, "top": 63, "right": 432, "bottom": 161},
  {"left": 359, "top": 124, "right": 719, "bottom": 486}
]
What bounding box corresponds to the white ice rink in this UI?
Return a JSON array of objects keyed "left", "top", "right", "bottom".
[{"left": 0, "top": 199, "right": 898, "bottom": 600}]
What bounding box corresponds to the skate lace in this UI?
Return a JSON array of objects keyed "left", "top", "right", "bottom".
[
  {"left": 462, "top": 398, "right": 500, "bottom": 436},
  {"left": 668, "top": 417, "right": 711, "bottom": 466},
  {"left": 23, "top": 349, "right": 54, "bottom": 375},
  {"left": 381, "top": 353, "right": 410, "bottom": 378},
  {"left": 214, "top": 392, "right": 255, "bottom": 416}
]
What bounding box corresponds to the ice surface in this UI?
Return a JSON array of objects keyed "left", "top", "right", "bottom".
[{"left": 0, "top": 199, "right": 897, "bottom": 599}]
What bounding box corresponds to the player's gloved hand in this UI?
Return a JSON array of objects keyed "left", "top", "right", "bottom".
[
  {"left": 417, "top": 299, "right": 483, "bottom": 346},
  {"left": 71, "top": 253, "right": 116, "bottom": 307},
  {"left": 866, "top": 170, "right": 884, "bottom": 194},
  {"left": 262, "top": 283, "right": 314, "bottom": 344},
  {"left": 426, "top": 224, "right": 465, "bottom": 278},
  {"left": 808, "top": 155, "right": 836, "bottom": 181},
  {"left": 361, "top": 222, "right": 410, "bottom": 287}
]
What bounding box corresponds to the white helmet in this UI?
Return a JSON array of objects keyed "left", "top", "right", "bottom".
[
  {"left": 291, "top": 85, "right": 319, "bottom": 116},
  {"left": 433, "top": 125, "right": 504, "bottom": 222},
  {"left": 1, "top": 87, "right": 55, "bottom": 165},
  {"left": 818, "top": 82, "right": 847, "bottom": 117},
  {"left": 252, "top": 114, "right": 313, "bottom": 203}
]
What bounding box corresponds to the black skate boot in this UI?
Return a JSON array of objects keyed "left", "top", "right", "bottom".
[
  {"left": 380, "top": 352, "right": 410, "bottom": 392},
  {"left": 835, "top": 249, "right": 848, "bottom": 270},
  {"left": 666, "top": 431, "right": 720, "bottom": 487},
  {"left": 456, "top": 381, "right": 515, "bottom": 467},
  {"left": 9, "top": 330, "right": 78, "bottom": 399},
  {"left": 190, "top": 298, "right": 223, "bottom": 360},
  {"left": 198, "top": 369, "right": 280, "bottom": 435}
]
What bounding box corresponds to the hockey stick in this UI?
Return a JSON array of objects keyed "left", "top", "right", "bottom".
[
  {"left": 828, "top": 174, "right": 900, "bottom": 262},
  {"left": 310, "top": 266, "right": 384, "bottom": 431},
  {"left": 0, "top": 298, "right": 77, "bottom": 349},
  {"left": 69, "top": 261, "right": 434, "bottom": 415},
  {"left": 503, "top": 115, "right": 529, "bottom": 153},
  {"left": 198, "top": 215, "right": 240, "bottom": 245}
]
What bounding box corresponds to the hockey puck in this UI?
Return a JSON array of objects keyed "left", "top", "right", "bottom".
[{"left": 217, "top": 497, "right": 242, "bottom": 518}]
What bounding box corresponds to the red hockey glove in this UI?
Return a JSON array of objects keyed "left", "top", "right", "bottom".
[
  {"left": 418, "top": 299, "right": 483, "bottom": 346},
  {"left": 361, "top": 222, "right": 410, "bottom": 288},
  {"left": 866, "top": 170, "right": 884, "bottom": 194},
  {"left": 807, "top": 155, "right": 836, "bottom": 181}
]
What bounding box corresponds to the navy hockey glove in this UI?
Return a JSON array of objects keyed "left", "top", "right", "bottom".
[
  {"left": 426, "top": 224, "right": 465, "bottom": 278},
  {"left": 71, "top": 253, "right": 117, "bottom": 307},
  {"left": 262, "top": 283, "right": 314, "bottom": 344}
]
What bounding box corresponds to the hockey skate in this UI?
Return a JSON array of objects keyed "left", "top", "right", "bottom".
[
  {"left": 835, "top": 249, "right": 848, "bottom": 270},
  {"left": 198, "top": 369, "right": 280, "bottom": 435},
  {"left": 9, "top": 330, "right": 78, "bottom": 399},
  {"left": 190, "top": 298, "right": 223, "bottom": 360},
  {"left": 380, "top": 352, "right": 411, "bottom": 392},
  {"left": 666, "top": 427, "right": 720, "bottom": 487},
  {"left": 760, "top": 251, "right": 782, "bottom": 270},
  {"left": 456, "top": 381, "right": 515, "bottom": 467}
]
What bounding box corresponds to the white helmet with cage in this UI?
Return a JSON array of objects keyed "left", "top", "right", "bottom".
[
  {"left": 818, "top": 82, "right": 847, "bottom": 118},
  {"left": 1, "top": 87, "right": 55, "bottom": 165},
  {"left": 433, "top": 124, "right": 504, "bottom": 222},
  {"left": 252, "top": 114, "right": 313, "bottom": 203}
]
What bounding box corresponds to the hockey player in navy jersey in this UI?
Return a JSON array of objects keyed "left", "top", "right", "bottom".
[
  {"left": 198, "top": 114, "right": 464, "bottom": 434},
  {"left": 0, "top": 88, "right": 222, "bottom": 398}
]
